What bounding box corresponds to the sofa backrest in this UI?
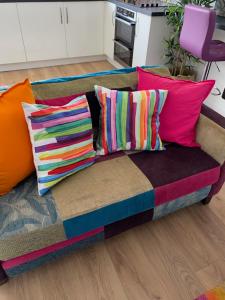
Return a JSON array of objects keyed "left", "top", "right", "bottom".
[
  {"left": 31, "top": 65, "right": 225, "bottom": 166},
  {"left": 31, "top": 66, "right": 170, "bottom": 99}
]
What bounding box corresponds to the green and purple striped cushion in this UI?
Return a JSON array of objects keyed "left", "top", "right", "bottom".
[
  {"left": 94, "top": 86, "right": 168, "bottom": 155},
  {"left": 22, "top": 95, "right": 96, "bottom": 196}
]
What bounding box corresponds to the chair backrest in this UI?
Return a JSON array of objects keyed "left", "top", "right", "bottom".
[{"left": 180, "top": 4, "right": 216, "bottom": 60}]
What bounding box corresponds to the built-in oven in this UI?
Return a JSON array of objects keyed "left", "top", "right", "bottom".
[{"left": 114, "top": 6, "right": 136, "bottom": 67}]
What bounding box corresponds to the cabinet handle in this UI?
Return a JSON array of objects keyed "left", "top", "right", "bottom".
[
  {"left": 112, "top": 10, "right": 116, "bottom": 26},
  {"left": 60, "top": 8, "right": 63, "bottom": 24},
  {"left": 66, "top": 7, "right": 69, "bottom": 24},
  {"left": 115, "top": 17, "right": 135, "bottom": 26},
  {"left": 113, "top": 40, "right": 131, "bottom": 51}
]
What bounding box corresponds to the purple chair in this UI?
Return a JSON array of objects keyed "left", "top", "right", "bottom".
[{"left": 180, "top": 4, "right": 225, "bottom": 80}]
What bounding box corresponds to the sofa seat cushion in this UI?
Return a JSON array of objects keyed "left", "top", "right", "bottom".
[
  {"left": 0, "top": 146, "right": 220, "bottom": 261},
  {"left": 0, "top": 155, "right": 153, "bottom": 260},
  {"left": 52, "top": 155, "right": 154, "bottom": 238},
  {"left": 128, "top": 144, "right": 220, "bottom": 205}
]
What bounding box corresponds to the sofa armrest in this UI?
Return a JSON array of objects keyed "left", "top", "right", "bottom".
[
  {"left": 196, "top": 105, "right": 225, "bottom": 165},
  {"left": 196, "top": 104, "right": 225, "bottom": 198}
]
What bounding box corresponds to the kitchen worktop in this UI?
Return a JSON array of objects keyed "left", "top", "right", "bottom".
[
  {"left": 108, "top": 0, "right": 167, "bottom": 16},
  {"left": 0, "top": 0, "right": 167, "bottom": 16}
]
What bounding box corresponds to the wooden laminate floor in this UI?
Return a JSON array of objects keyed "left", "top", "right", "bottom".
[{"left": 0, "top": 61, "right": 225, "bottom": 300}]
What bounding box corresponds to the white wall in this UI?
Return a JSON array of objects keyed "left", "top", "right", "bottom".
[{"left": 201, "top": 29, "right": 225, "bottom": 117}]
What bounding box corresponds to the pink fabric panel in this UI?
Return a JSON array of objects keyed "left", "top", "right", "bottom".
[
  {"left": 137, "top": 67, "right": 215, "bottom": 147},
  {"left": 2, "top": 227, "right": 104, "bottom": 270},
  {"left": 208, "top": 162, "right": 225, "bottom": 198},
  {"left": 155, "top": 166, "right": 220, "bottom": 206},
  {"left": 36, "top": 93, "right": 84, "bottom": 106}
]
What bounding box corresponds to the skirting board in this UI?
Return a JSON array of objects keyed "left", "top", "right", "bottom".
[
  {"left": 106, "top": 57, "right": 124, "bottom": 69},
  {"left": 0, "top": 55, "right": 117, "bottom": 72}
]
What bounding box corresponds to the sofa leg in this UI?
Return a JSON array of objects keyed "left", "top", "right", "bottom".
[
  {"left": 202, "top": 196, "right": 212, "bottom": 205},
  {"left": 0, "top": 266, "right": 8, "bottom": 285}
]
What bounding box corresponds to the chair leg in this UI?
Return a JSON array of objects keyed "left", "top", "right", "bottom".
[{"left": 202, "top": 62, "right": 212, "bottom": 80}]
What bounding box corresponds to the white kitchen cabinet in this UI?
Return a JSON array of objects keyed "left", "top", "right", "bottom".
[
  {"left": 64, "top": 2, "right": 104, "bottom": 58},
  {"left": 132, "top": 13, "right": 151, "bottom": 67},
  {"left": 17, "top": 2, "right": 67, "bottom": 61},
  {"left": 0, "top": 3, "right": 26, "bottom": 64},
  {"left": 103, "top": 1, "right": 116, "bottom": 60},
  {"left": 132, "top": 13, "right": 169, "bottom": 67}
]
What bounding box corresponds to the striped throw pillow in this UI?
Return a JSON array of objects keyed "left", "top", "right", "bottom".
[
  {"left": 95, "top": 86, "right": 168, "bottom": 155},
  {"left": 22, "top": 95, "right": 96, "bottom": 196}
]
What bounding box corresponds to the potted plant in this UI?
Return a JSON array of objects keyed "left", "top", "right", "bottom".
[
  {"left": 216, "top": 0, "right": 225, "bottom": 17},
  {"left": 164, "top": 0, "right": 214, "bottom": 80}
]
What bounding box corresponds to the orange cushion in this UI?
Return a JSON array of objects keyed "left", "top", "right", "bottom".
[{"left": 0, "top": 79, "right": 35, "bottom": 195}]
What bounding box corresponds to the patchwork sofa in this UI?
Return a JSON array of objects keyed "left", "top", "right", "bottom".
[{"left": 0, "top": 66, "right": 225, "bottom": 283}]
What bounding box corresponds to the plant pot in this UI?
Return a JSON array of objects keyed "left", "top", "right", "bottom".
[{"left": 172, "top": 73, "right": 196, "bottom": 81}]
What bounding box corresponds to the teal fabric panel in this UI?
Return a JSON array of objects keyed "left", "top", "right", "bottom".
[
  {"left": 0, "top": 65, "right": 161, "bottom": 91},
  {"left": 31, "top": 65, "right": 161, "bottom": 85},
  {"left": 153, "top": 185, "right": 211, "bottom": 220},
  {"left": 5, "top": 231, "right": 104, "bottom": 277},
  {"left": 64, "top": 190, "right": 155, "bottom": 239}
]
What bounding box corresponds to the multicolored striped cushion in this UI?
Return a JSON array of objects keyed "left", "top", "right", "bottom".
[
  {"left": 195, "top": 284, "right": 225, "bottom": 300},
  {"left": 94, "top": 86, "right": 168, "bottom": 155},
  {"left": 22, "top": 95, "right": 96, "bottom": 196}
]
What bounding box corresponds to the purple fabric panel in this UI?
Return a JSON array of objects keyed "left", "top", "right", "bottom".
[
  {"left": 104, "top": 209, "right": 154, "bottom": 239},
  {"left": 56, "top": 129, "right": 93, "bottom": 142},
  {"left": 128, "top": 144, "right": 220, "bottom": 187},
  {"left": 35, "top": 134, "right": 92, "bottom": 153},
  {"left": 201, "top": 104, "right": 225, "bottom": 129}
]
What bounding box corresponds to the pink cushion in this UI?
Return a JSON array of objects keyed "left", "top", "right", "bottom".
[
  {"left": 36, "top": 93, "right": 83, "bottom": 106},
  {"left": 137, "top": 67, "right": 215, "bottom": 147}
]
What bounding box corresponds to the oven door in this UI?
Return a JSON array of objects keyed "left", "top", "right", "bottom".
[
  {"left": 115, "top": 16, "right": 135, "bottom": 49},
  {"left": 114, "top": 40, "right": 133, "bottom": 67}
]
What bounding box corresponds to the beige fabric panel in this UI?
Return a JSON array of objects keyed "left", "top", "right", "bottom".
[
  {"left": 52, "top": 156, "right": 153, "bottom": 220},
  {"left": 32, "top": 67, "right": 170, "bottom": 99},
  {"left": 0, "top": 224, "right": 66, "bottom": 261},
  {"left": 196, "top": 114, "right": 225, "bottom": 165}
]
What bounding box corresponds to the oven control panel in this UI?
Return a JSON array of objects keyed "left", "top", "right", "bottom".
[{"left": 116, "top": 6, "right": 136, "bottom": 21}]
